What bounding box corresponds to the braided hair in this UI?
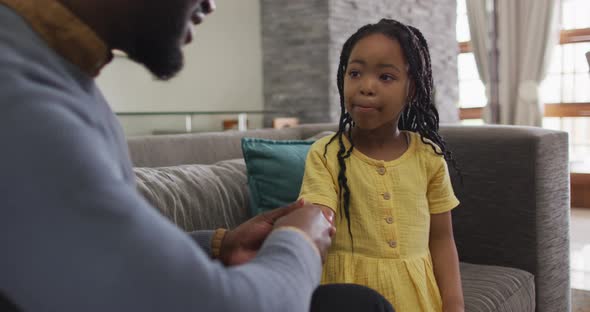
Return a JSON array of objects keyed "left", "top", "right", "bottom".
[{"left": 325, "top": 19, "right": 460, "bottom": 247}]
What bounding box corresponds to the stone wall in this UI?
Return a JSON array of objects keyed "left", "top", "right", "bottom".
[
  {"left": 260, "top": 0, "right": 331, "bottom": 125},
  {"left": 261, "top": 0, "right": 459, "bottom": 125}
]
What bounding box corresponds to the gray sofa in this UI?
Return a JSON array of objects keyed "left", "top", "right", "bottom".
[{"left": 127, "top": 123, "right": 570, "bottom": 312}]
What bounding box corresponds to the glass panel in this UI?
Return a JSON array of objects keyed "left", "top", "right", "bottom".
[
  {"left": 563, "top": 43, "right": 576, "bottom": 73},
  {"left": 459, "top": 79, "right": 487, "bottom": 108},
  {"left": 457, "top": 0, "right": 467, "bottom": 15},
  {"left": 562, "top": 74, "right": 575, "bottom": 102},
  {"left": 542, "top": 117, "right": 561, "bottom": 130},
  {"left": 541, "top": 74, "right": 562, "bottom": 103},
  {"left": 546, "top": 116, "right": 590, "bottom": 172},
  {"left": 458, "top": 53, "right": 480, "bottom": 80},
  {"left": 574, "top": 42, "right": 590, "bottom": 73},
  {"left": 456, "top": 14, "right": 471, "bottom": 42},
  {"left": 562, "top": 0, "right": 577, "bottom": 30},
  {"left": 573, "top": 0, "right": 590, "bottom": 29},
  {"left": 574, "top": 73, "right": 590, "bottom": 102},
  {"left": 547, "top": 45, "right": 563, "bottom": 74},
  {"left": 568, "top": 117, "right": 590, "bottom": 172}
]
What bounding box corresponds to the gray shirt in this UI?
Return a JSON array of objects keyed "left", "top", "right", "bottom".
[{"left": 0, "top": 4, "right": 321, "bottom": 311}]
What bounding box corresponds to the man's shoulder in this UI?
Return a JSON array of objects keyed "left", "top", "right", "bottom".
[
  {"left": 0, "top": 5, "right": 43, "bottom": 60},
  {"left": 0, "top": 9, "right": 96, "bottom": 131},
  {"left": 0, "top": 4, "right": 79, "bottom": 84}
]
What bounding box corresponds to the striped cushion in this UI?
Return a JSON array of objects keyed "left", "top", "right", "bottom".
[
  {"left": 461, "top": 262, "right": 535, "bottom": 312},
  {"left": 134, "top": 159, "right": 250, "bottom": 232}
]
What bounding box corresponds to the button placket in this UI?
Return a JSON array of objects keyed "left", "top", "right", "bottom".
[
  {"left": 388, "top": 240, "right": 397, "bottom": 248},
  {"left": 375, "top": 163, "right": 398, "bottom": 254}
]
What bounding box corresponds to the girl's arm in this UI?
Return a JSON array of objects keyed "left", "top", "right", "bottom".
[
  {"left": 429, "top": 211, "right": 464, "bottom": 312},
  {"left": 298, "top": 139, "right": 339, "bottom": 216}
]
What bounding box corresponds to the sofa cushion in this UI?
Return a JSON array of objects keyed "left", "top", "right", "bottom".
[
  {"left": 241, "top": 138, "right": 315, "bottom": 215},
  {"left": 134, "top": 159, "right": 250, "bottom": 232},
  {"left": 461, "top": 262, "right": 535, "bottom": 312}
]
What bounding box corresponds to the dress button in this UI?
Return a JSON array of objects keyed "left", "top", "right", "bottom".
[
  {"left": 377, "top": 167, "right": 386, "bottom": 175},
  {"left": 388, "top": 240, "right": 397, "bottom": 248},
  {"left": 383, "top": 192, "right": 391, "bottom": 200},
  {"left": 385, "top": 216, "right": 394, "bottom": 224}
]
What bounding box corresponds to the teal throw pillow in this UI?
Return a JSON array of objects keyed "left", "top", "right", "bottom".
[{"left": 241, "top": 138, "right": 314, "bottom": 215}]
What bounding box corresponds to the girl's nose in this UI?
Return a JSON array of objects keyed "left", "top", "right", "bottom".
[{"left": 360, "top": 78, "right": 376, "bottom": 96}]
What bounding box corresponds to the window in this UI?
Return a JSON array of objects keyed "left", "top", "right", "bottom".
[
  {"left": 542, "top": 0, "right": 590, "bottom": 172},
  {"left": 456, "top": 0, "right": 590, "bottom": 171},
  {"left": 541, "top": 0, "right": 590, "bottom": 105}
]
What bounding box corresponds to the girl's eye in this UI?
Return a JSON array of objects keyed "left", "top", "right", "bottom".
[
  {"left": 380, "top": 74, "right": 395, "bottom": 81},
  {"left": 348, "top": 70, "right": 360, "bottom": 78}
]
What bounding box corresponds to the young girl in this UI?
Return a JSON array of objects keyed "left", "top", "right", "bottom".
[{"left": 299, "top": 19, "right": 464, "bottom": 312}]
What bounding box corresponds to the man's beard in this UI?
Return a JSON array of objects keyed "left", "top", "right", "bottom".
[
  {"left": 128, "top": 37, "right": 184, "bottom": 80},
  {"left": 124, "top": 5, "right": 188, "bottom": 80}
]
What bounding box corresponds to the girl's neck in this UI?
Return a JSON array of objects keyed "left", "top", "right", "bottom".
[
  {"left": 350, "top": 122, "right": 408, "bottom": 161},
  {"left": 351, "top": 122, "right": 400, "bottom": 147}
]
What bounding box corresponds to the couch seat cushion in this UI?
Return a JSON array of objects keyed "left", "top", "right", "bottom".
[{"left": 461, "top": 262, "right": 535, "bottom": 312}]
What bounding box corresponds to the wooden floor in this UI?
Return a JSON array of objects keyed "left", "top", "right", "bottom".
[{"left": 573, "top": 288, "right": 590, "bottom": 312}]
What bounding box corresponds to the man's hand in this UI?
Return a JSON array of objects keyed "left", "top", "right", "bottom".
[
  {"left": 273, "top": 204, "right": 335, "bottom": 263},
  {"left": 218, "top": 199, "right": 306, "bottom": 266}
]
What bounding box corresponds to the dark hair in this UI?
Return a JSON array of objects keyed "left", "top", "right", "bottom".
[{"left": 325, "top": 19, "right": 460, "bottom": 247}]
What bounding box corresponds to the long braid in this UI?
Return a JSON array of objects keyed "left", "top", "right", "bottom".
[
  {"left": 325, "top": 19, "right": 462, "bottom": 249},
  {"left": 324, "top": 26, "right": 372, "bottom": 247},
  {"left": 397, "top": 23, "right": 462, "bottom": 177}
]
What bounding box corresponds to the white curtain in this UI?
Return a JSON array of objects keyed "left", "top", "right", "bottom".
[
  {"left": 495, "top": 0, "right": 560, "bottom": 126},
  {"left": 466, "top": 0, "right": 491, "bottom": 117}
]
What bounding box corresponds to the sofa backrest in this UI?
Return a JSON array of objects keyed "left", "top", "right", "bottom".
[{"left": 127, "top": 123, "right": 337, "bottom": 167}]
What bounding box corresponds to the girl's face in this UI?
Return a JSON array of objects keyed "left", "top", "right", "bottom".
[{"left": 344, "top": 33, "right": 411, "bottom": 131}]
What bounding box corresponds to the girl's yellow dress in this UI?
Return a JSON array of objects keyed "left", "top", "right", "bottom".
[{"left": 299, "top": 132, "right": 459, "bottom": 312}]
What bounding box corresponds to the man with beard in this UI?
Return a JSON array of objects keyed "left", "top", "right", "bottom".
[{"left": 0, "top": 1, "right": 395, "bottom": 311}]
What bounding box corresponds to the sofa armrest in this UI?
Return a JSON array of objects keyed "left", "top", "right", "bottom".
[{"left": 440, "top": 125, "right": 570, "bottom": 312}]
